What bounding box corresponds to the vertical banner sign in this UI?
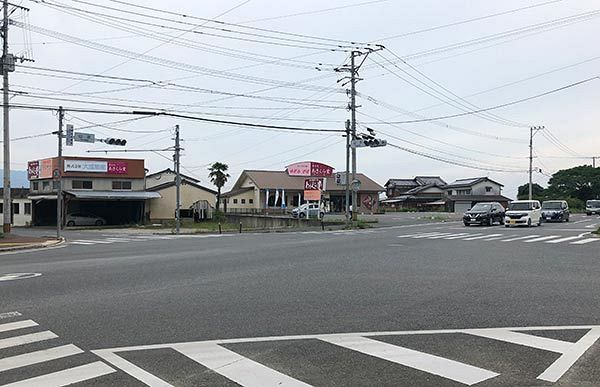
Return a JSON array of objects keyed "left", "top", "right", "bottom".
[
  {"left": 304, "top": 178, "right": 323, "bottom": 201},
  {"left": 39, "top": 158, "right": 54, "bottom": 178},
  {"left": 27, "top": 161, "right": 39, "bottom": 180},
  {"left": 65, "top": 124, "right": 74, "bottom": 146}
]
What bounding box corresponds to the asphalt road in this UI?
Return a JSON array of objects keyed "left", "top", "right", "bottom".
[{"left": 1, "top": 214, "right": 599, "bottom": 386}]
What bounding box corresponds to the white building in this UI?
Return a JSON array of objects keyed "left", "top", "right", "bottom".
[{"left": 0, "top": 188, "right": 32, "bottom": 227}]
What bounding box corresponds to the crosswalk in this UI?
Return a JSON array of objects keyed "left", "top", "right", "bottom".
[
  {"left": 68, "top": 233, "right": 231, "bottom": 246},
  {"left": 0, "top": 313, "right": 115, "bottom": 386},
  {"left": 92, "top": 325, "right": 600, "bottom": 386},
  {"left": 397, "top": 231, "right": 600, "bottom": 246}
]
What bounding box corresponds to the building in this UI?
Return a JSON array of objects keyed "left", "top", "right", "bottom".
[
  {"left": 444, "top": 177, "right": 511, "bottom": 213},
  {"left": 382, "top": 176, "right": 447, "bottom": 210},
  {"left": 146, "top": 168, "right": 217, "bottom": 222},
  {"left": 28, "top": 156, "right": 160, "bottom": 226},
  {"left": 223, "top": 169, "right": 384, "bottom": 214},
  {"left": 0, "top": 188, "right": 32, "bottom": 227},
  {"left": 384, "top": 176, "right": 447, "bottom": 198}
]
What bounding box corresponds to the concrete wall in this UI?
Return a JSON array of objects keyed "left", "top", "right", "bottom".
[
  {"left": 148, "top": 183, "right": 216, "bottom": 220},
  {"left": 225, "top": 214, "right": 321, "bottom": 229}
]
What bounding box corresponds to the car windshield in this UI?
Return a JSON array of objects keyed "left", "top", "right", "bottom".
[
  {"left": 587, "top": 200, "right": 600, "bottom": 208},
  {"left": 470, "top": 204, "right": 491, "bottom": 211},
  {"left": 509, "top": 202, "right": 533, "bottom": 210},
  {"left": 542, "top": 202, "right": 563, "bottom": 209}
]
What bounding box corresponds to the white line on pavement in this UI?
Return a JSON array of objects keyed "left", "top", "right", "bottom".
[
  {"left": 174, "top": 343, "right": 312, "bottom": 387},
  {"left": 0, "top": 331, "right": 58, "bottom": 350},
  {"left": 483, "top": 235, "right": 515, "bottom": 241},
  {"left": 570, "top": 238, "right": 599, "bottom": 245},
  {"left": 411, "top": 233, "right": 451, "bottom": 239},
  {"left": 465, "top": 329, "right": 572, "bottom": 353},
  {"left": 71, "top": 240, "right": 113, "bottom": 244},
  {"left": 0, "top": 312, "right": 22, "bottom": 320},
  {"left": 397, "top": 232, "right": 442, "bottom": 238},
  {"left": 0, "top": 320, "right": 37, "bottom": 333},
  {"left": 537, "top": 328, "right": 600, "bottom": 382},
  {"left": 92, "top": 350, "right": 172, "bottom": 387},
  {"left": 463, "top": 234, "right": 503, "bottom": 241},
  {"left": 69, "top": 241, "right": 96, "bottom": 245},
  {"left": 423, "top": 233, "right": 457, "bottom": 239},
  {"left": 0, "top": 361, "right": 116, "bottom": 387},
  {"left": 545, "top": 236, "right": 582, "bottom": 244},
  {"left": 523, "top": 235, "right": 560, "bottom": 243},
  {"left": 500, "top": 235, "right": 540, "bottom": 242},
  {"left": 444, "top": 233, "right": 479, "bottom": 240},
  {"left": 0, "top": 344, "right": 83, "bottom": 372},
  {"left": 320, "top": 335, "right": 499, "bottom": 386}
]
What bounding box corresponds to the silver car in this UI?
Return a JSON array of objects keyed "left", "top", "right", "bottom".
[{"left": 65, "top": 213, "right": 106, "bottom": 227}]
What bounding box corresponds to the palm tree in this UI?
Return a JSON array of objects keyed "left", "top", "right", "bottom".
[{"left": 208, "top": 162, "right": 230, "bottom": 211}]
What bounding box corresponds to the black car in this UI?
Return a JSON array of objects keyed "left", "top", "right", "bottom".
[
  {"left": 541, "top": 200, "right": 570, "bottom": 222},
  {"left": 463, "top": 202, "right": 505, "bottom": 226}
]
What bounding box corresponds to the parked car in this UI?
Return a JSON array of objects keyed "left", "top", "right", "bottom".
[
  {"left": 291, "top": 203, "right": 324, "bottom": 219},
  {"left": 586, "top": 200, "right": 600, "bottom": 216},
  {"left": 504, "top": 200, "right": 542, "bottom": 227},
  {"left": 463, "top": 202, "right": 505, "bottom": 226},
  {"left": 65, "top": 213, "right": 106, "bottom": 227},
  {"left": 541, "top": 200, "right": 570, "bottom": 222}
]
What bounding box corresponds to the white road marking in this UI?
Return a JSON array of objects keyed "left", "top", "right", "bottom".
[
  {"left": 174, "top": 342, "right": 312, "bottom": 387},
  {"left": 0, "top": 320, "right": 38, "bottom": 333},
  {"left": 570, "top": 238, "right": 599, "bottom": 245},
  {"left": 320, "top": 335, "right": 499, "bottom": 386},
  {"left": 69, "top": 241, "right": 98, "bottom": 245},
  {"left": 424, "top": 233, "right": 458, "bottom": 239},
  {"left": 463, "top": 234, "right": 503, "bottom": 241},
  {"left": 0, "top": 312, "right": 22, "bottom": 320},
  {"left": 445, "top": 233, "right": 480, "bottom": 240},
  {"left": 537, "top": 328, "right": 600, "bottom": 382},
  {"left": 0, "top": 344, "right": 83, "bottom": 372},
  {"left": 465, "top": 328, "right": 572, "bottom": 353},
  {"left": 397, "top": 232, "right": 442, "bottom": 238},
  {"left": 500, "top": 235, "right": 540, "bottom": 242},
  {"left": 0, "top": 361, "right": 116, "bottom": 387},
  {"left": 545, "top": 236, "right": 582, "bottom": 244},
  {"left": 0, "top": 331, "right": 58, "bottom": 350},
  {"left": 71, "top": 239, "right": 113, "bottom": 244},
  {"left": 523, "top": 235, "right": 561, "bottom": 243},
  {"left": 483, "top": 234, "right": 515, "bottom": 241},
  {"left": 92, "top": 350, "right": 173, "bottom": 387},
  {"left": 1, "top": 361, "right": 116, "bottom": 387},
  {"left": 411, "top": 232, "right": 451, "bottom": 239}
]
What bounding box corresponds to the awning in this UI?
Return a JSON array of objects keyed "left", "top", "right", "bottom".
[
  {"left": 64, "top": 190, "right": 161, "bottom": 200},
  {"left": 423, "top": 200, "right": 447, "bottom": 206},
  {"left": 28, "top": 195, "right": 58, "bottom": 201}
]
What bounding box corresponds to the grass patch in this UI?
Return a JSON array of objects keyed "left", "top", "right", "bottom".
[{"left": 593, "top": 227, "right": 600, "bottom": 235}]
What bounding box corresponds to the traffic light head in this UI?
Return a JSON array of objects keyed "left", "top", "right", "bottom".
[{"left": 104, "top": 138, "right": 127, "bottom": 146}]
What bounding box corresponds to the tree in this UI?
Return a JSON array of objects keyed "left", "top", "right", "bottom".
[
  {"left": 546, "top": 165, "right": 600, "bottom": 202},
  {"left": 208, "top": 162, "right": 230, "bottom": 212},
  {"left": 517, "top": 183, "right": 546, "bottom": 200}
]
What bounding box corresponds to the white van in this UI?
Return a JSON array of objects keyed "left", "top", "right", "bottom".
[{"left": 504, "top": 200, "right": 542, "bottom": 227}]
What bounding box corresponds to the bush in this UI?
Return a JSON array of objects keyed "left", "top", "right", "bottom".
[
  {"left": 565, "top": 197, "right": 585, "bottom": 211},
  {"left": 212, "top": 210, "right": 227, "bottom": 223}
]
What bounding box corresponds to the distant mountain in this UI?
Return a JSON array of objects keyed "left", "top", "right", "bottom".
[{"left": 0, "top": 170, "right": 29, "bottom": 188}]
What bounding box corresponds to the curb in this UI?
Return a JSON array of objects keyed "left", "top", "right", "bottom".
[{"left": 0, "top": 238, "right": 65, "bottom": 253}]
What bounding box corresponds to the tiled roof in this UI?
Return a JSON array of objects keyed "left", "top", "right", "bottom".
[
  {"left": 237, "top": 170, "right": 384, "bottom": 192},
  {"left": 445, "top": 177, "right": 504, "bottom": 188}
]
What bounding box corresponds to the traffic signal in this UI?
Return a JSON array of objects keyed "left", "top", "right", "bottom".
[
  {"left": 103, "top": 138, "right": 127, "bottom": 146},
  {"left": 363, "top": 138, "right": 387, "bottom": 148}
]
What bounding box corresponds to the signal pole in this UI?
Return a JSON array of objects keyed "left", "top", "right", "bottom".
[
  {"left": 2, "top": 0, "right": 10, "bottom": 233},
  {"left": 174, "top": 124, "right": 181, "bottom": 234},
  {"left": 56, "top": 106, "right": 64, "bottom": 238},
  {"left": 345, "top": 119, "right": 350, "bottom": 225},
  {"left": 529, "top": 125, "right": 544, "bottom": 200}
]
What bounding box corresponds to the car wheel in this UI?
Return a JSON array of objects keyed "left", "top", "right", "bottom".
[
  {"left": 504, "top": 224, "right": 509, "bottom": 228},
  {"left": 565, "top": 216, "right": 570, "bottom": 222},
  {"left": 95, "top": 220, "right": 104, "bottom": 226},
  {"left": 500, "top": 218, "right": 505, "bottom": 225},
  {"left": 587, "top": 213, "right": 592, "bottom": 216},
  {"left": 463, "top": 222, "right": 470, "bottom": 227},
  {"left": 537, "top": 218, "right": 542, "bottom": 226},
  {"left": 319, "top": 212, "right": 324, "bottom": 219},
  {"left": 299, "top": 213, "right": 306, "bottom": 219},
  {"left": 487, "top": 217, "right": 493, "bottom": 226},
  {"left": 527, "top": 219, "right": 532, "bottom": 227},
  {"left": 66, "top": 220, "right": 75, "bottom": 227}
]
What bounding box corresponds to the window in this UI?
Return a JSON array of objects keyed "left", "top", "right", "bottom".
[
  {"left": 0, "top": 203, "right": 3, "bottom": 213},
  {"left": 32, "top": 182, "right": 39, "bottom": 191},
  {"left": 447, "top": 190, "right": 453, "bottom": 195},
  {"left": 249, "top": 199, "right": 254, "bottom": 204},
  {"left": 24, "top": 203, "right": 31, "bottom": 215},
  {"left": 112, "top": 181, "right": 132, "bottom": 190},
  {"left": 72, "top": 180, "right": 93, "bottom": 190},
  {"left": 457, "top": 189, "right": 472, "bottom": 195},
  {"left": 485, "top": 186, "right": 492, "bottom": 193},
  {"left": 12, "top": 203, "right": 19, "bottom": 215},
  {"left": 233, "top": 199, "right": 238, "bottom": 204},
  {"left": 241, "top": 199, "right": 246, "bottom": 204},
  {"left": 52, "top": 181, "right": 60, "bottom": 190},
  {"left": 42, "top": 181, "right": 50, "bottom": 191}
]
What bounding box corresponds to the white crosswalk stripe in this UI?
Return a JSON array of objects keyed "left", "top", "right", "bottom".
[
  {"left": 545, "top": 236, "right": 582, "bottom": 244},
  {"left": 570, "top": 238, "right": 599, "bottom": 245},
  {"left": 395, "top": 231, "right": 599, "bottom": 246},
  {"left": 0, "top": 314, "right": 116, "bottom": 386},
  {"left": 524, "top": 235, "right": 560, "bottom": 243},
  {"left": 68, "top": 234, "right": 230, "bottom": 246}
]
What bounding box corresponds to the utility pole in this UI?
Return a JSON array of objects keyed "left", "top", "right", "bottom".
[
  {"left": 174, "top": 124, "right": 181, "bottom": 235},
  {"left": 56, "top": 106, "right": 64, "bottom": 238},
  {"left": 345, "top": 119, "right": 350, "bottom": 225},
  {"left": 593, "top": 156, "right": 597, "bottom": 168},
  {"left": 529, "top": 125, "right": 544, "bottom": 200},
  {"left": 350, "top": 51, "right": 358, "bottom": 221},
  {"left": 2, "top": 0, "right": 10, "bottom": 233}
]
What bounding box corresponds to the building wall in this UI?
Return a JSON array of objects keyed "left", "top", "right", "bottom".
[
  {"left": 146, "top": 171, "right": 177, "bottom": 188},
  {"left": 148, "top": 183, "right": 216, "bottom": 220},
  {"left": 225, "top": 189, "right": 259, "bottom": 210},
  {"left": 0, "top": 199, "right": 32, "bottom": 226},
  {"left": 471, "top": 180, "right": 501, "bottom": 195},
  {"left": 62, "top": 178, "right": 146, "bottom": 192}
]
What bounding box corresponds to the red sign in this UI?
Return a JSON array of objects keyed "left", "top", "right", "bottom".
[
  {"left": 286, "top": 161, "right": 334, "bottom": 177},
  {"left": 304, "top": 190, "right": 321, "bottom": 201},
  {"left": 40, "top": 158, "right": 53, "bottom": 178},
  {"left": 304, "top": 178, "right": 324, "bottom": 191},
  {"left": 27, "top": 161, "right": 39, "bottom": 180},
  {"left": 108, "top": 161, "right": 128, "bottom": 174}
]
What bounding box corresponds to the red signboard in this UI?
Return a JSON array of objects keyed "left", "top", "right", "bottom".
[
  {"left": 304, "top": 178, "right": 324, "bottom": 191},
  {"left": 304, "top": 190, "right": 321, "bottom": 201},
  {"left": 108, "top": 161, "right": 128, "bottom": 174},
  {"left": 27, "top": 161, "right": 39, "bottom": 180},
  {"left": 286, "top": 161, "right": 334, "bottom": 177},
  {"left": 40, "top": 158, "right": 53, "bottom": 178}
]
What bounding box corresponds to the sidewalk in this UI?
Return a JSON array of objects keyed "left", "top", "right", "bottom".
[{"left": 0, "top": 234, "right": 63, "bottom": 252}]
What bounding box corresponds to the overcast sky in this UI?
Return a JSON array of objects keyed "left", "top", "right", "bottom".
[{"left": 7, "top": 0, "right": 600, "bottom": 196}]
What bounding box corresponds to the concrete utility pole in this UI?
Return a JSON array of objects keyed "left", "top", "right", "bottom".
[
  {"left": 593, "top": 156, "right": 597, "bottom": 168},
  {"left": 174, "top": 124, "right": 181, "bottom": 235},
  {"left": 350, "top": 52, "right": 358, "bottom": 221},
  {"left": 529, "top": 125, "right": 544, "bottom": 200},
  {"left": 2, "top": 0, "right": 10, "bottom": 233},
  {"left": 345, "top": 119, "right": 350, "bottom": 225},
  {"left": 56, "top": 106, "right": 64, "bottom": 239}
]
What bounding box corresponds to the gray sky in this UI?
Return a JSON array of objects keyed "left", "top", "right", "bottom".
[{"left": 8, "top": 0, "right": 600, "bottom": 196}]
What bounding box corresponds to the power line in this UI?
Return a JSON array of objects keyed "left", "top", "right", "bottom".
[
  {"left": 67, "top": 115, "right": 168, "bottom": 134},
  {"left": 377, "top": 77, "right": 600, "bottom": 124}
]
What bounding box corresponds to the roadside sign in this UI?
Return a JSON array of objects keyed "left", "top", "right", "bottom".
[
  {"left": 351, "top": 179, "right": 361, "bottom": 192},
  {"left": 65, "top": 124, "right": 74, "bottom": 146},
  {"left": 74, "top": 132, "right": 96, "bottom": 143},
  {"left": 53, "top": 168, "right": 60, "bottom": 178},
  {"left": 304, "top": 190, "right": 321, "bottom": 201},
  {"left": 304, "top": 178, "right": 324, "bottom": 191},
  {"left": 286, "top": 161, "right": 334, "bottom": 177}
]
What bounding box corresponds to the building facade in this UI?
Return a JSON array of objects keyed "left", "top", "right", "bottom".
[
  {"left": 444, "top": 177, "right": 511, "bottom": 213},
  {"left": 0, "top": 188, "right": 32, "bottom": 227}
]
